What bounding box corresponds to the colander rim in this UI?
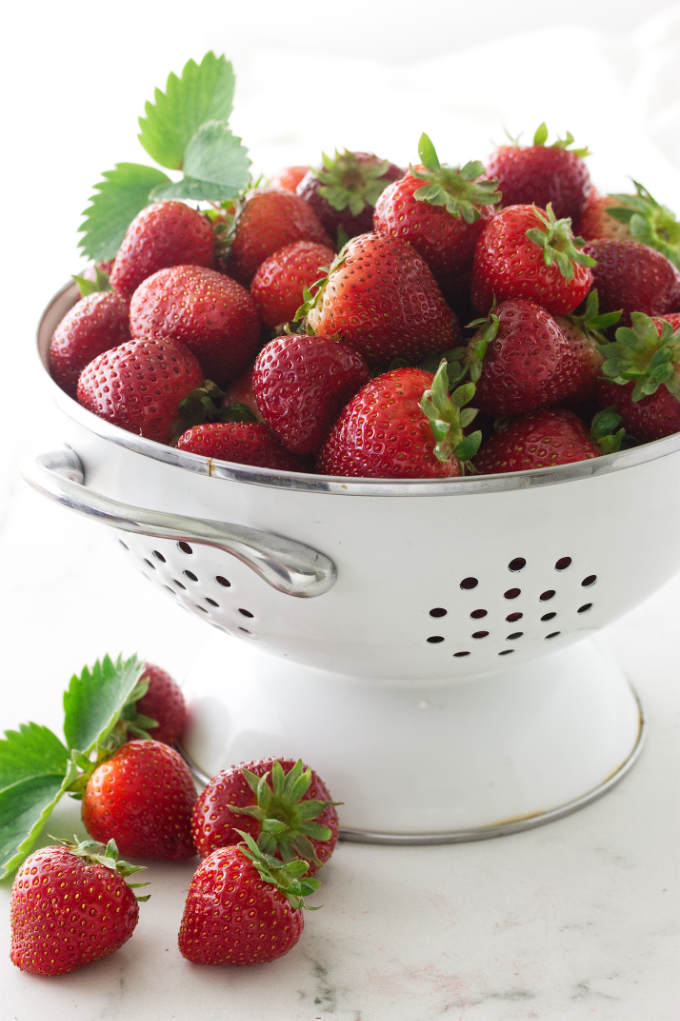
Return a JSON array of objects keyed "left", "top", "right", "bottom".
[{"left": 39, "top": 280, "right": 680, "bottom": 497}]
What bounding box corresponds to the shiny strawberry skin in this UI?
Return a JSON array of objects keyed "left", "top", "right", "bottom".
[
  {"left": 250, "top": 240, "right": 335, "bottom": 327},
  {"left": 110, "top": 201, "right": 216, "bottom": 298},
  {"left": 486, "top": 144, "right": 591, "bottom": 221},
  {"left": 129, "top": 264, "right": 261, "bottom": 387},
  {"left": 472, "top": 299, "right": 594, "bottom": 415},
  {"left": 583, "top": 239, "right": 680, "bottom": 323},
  {"left": 224, "top": 189, "right": 332, "bottom": 285},
  {"left": 318, "top": 367, "right": 463, "bottom": 478},
  {"left": 178, "top": 846, "right": 304, "bottom": 965},
  {"left": 297, "top": 151, "right": 403, "bottom": 239},
  {"left": 373, "top": 170, "right": 490, "bottom": 300},
  {"left": 10, "top": 845, "right": 139, "bottom": 975},
  {"left": 136, "top": 663, "right": 187, "bottom": 746},
  {"left": 191, "top": 757, "right": 339, "bottom": 871},
  {"left": 471, "top": 204, "right": 593, "bottom": 315},
  {"left": 253, "top": 334, "right": 370, "bottom": 454},
  {"left": 76, "top": 336, "right": 204, "bottom": 443},
  {"left": 82, "top": 740, "right": 197, "bottom": 860},
  {"left": 49, "top": 290, "right": 130, "bottom": 397},
  {"left": 475, "top": 409, "right": 600, "bottom": 474},
  {"left": 175, "top": 421, "right": 309, "bottom": 470},
  {"left": 307, "top": 232, "right": 460, "bottom": 363},
  {"left": 575, "top": 190, "right": 634, "bottom": 242}
]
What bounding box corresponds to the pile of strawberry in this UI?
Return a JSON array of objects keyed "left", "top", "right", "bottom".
[
  {"left": 1, "top": 655, "right": 339, "bottom": 974},
  {"left": 48, "top": 55, "right": 680, "bottom": 477}
]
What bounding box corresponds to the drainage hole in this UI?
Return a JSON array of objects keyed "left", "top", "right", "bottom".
[
  {"left": 555, "top": 556, "right": 572, "bottom": 570},
  {"left": 577, "top": 603, "right": 593, "bottom": 613},
  {"left": 238, "top": 608, "right": 254, "bottom": 618},
  {"left": 152, "top": 550, "right": 166, "bottom": 563},
  {"left": 506, "top": 631, "right": 524, "bottom": 640},
  {"left": 506, "top": 611, "right": 523, "bottom": 622},
  {"left": 470, "top": 608, "right": 488, "bottom": 619},
  {"left": 178, "top": 541, "right": 193, "bottom": 554},
  {"left": 472, "top": 630, "right": 489, "bottom": 639},
  {"left": 539, "top": 589, "right": 556, "bottom": 601},
  {"left": 504, "top": 587, "right": 521, "bottom": 599},
  {"left": 164, "top": 586, "right": 176, "bottom": 596},
  {"left": 581, "top": 574, "right": 597, "bottom": 587},
  {"left": 508, "top": 557, "right": 526, "bottom": 572},
  {"left": 427, "top": 635, "right": 445, "bottom": 644},
  {"left": 429, "top": 607, "right": 447, "bottom": 618},
  {"left": 216, "top": 575, "right": 232, "bottom": 587},
  {"left": 541, "top": 612, "right": 557, "bottom": 621},
  {"left": 205, "top": 597, "right": 219, "bottom": 608},
  {"left": 545, "top": 631, "right": 561, "bottom": 639},
  {"left": 143, "top": 559, "right": 155, "bottom": 570},
  {"left": 239, "top": 627, "right": 253, "bottom": 635},
  {"left": 195, "top": 604, "right": 208, "bottom": 613},
  {"left": 460, "top": 577, "right": 478, "bottom": 590},
  {"left": 172, "top": 578, "right": 186, "bottom": 590},
  {"left": 119, "top": 539, "right": 129, "bottom": 551},
  {"left": 498, "top": 649, "right": 515, "bottom": 656},
  {"left": 453, "top": 650, "right": 470, "bottom": 658},
  {"left": 183, "top": 570, "right": 198, "bottom": 582}
]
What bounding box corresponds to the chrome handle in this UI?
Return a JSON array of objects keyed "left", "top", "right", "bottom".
[{"left": 24, "top": 447, "right": 337, "bottom": 599}]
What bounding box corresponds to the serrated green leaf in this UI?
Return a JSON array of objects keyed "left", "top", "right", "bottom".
[
  {"left": 78, "top": 163, "right": 172, "bottom": 261},
  {"left": 0, "top": 773, "right": 73, "bottom": 878},
  {"left": 0, "top": 723, "right": 70, "bottom": 791},
  {"left": 183, "top": 121, "right": 251, "bottom": 191},
  {"left": 138, "top": 52, "right": 236, "bottom": 169},
  {"left": 63, "top": 654, "right": 145, "bottom": 755}
]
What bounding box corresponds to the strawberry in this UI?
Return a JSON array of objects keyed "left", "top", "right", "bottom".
[
  {"left": 597, "top": 311, "right": 680, "bottom": 439},
  {"left": 317, "top": 363, "right": 481, "bottom": 478},
  {"left": 471, "top": 203, "right": 594, "bottom": 315},
  {"left": 474, "top": 408, "right": 600, "bottom": 474},
  {"left": 178, "top": 834, "right": 319, "bottom": 966},
  {"left": 222, "top": 366, "right": 264, "bottom": 421},
  {"left": 132, "top": 663, "right": 188, "bottom": 746},
  {"left": 373, "top": 134, "right": 500, "bottom": 303},
  {"left": 297, "top": 149, "right": 403, "bottom": 240},
  {"left": 252, "top": 334, "right": 371, "bottom": 454},
  {"left": 486, "top": 123, "right": 592, "bottom": 221},
  {"left": 10, "top": 838, "right": 144, "bottom": 976},
  {"left": 49, "top": 290, "right": 129, "bottom": 397},
  {"left": 77, "top": 336, "right": 204, "bottom": 444},
  {"left": 129, "top": 264, "right": 261, "bottom": 387},
  {"left": 110, "top": 201, "right": 216, "bottom": 298},
  {"left": 306, "top": 233, "right": 461, "bottom": 363},
  {"left": 81, "top": 739, "right": 197, "bottom": 860},
  {"left": 270, "top": 165, "right": 310, "bottom": 192},
  {"left": 577, "top": 180, "right": 680, "bottom": 269},
  {"left": 191, "top": 758, "right": 339, "bottom": 871},
  {"left": 250, "top": 240, "right": 335, "bottom": 328},
  {"left": 175, "top": 421, "right": 310, "bottom": 470},
  {"left": 223, "top": 189, "right": 332, "bottom": 285},
  {"left": 582, "top": 238, "right": 680, "bottom": 323},
  {"left": 467, "top": 299, "right": 597, "bottom": 416}
]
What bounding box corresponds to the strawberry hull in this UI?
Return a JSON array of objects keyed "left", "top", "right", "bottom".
[{"left": 25, "top": 281, "right": 680, "bottom": 839}]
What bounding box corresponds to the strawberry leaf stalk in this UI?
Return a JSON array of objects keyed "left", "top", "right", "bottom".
[
  {"left": 236, "top": 830, "right": 321, "bottom": 910},
  {"left": 411, "top": 133, "right": 501, "bottom": 223},
  {"left": 606, "top": 180, "right": 680, "bottom": 270},
  {"left": 420, "top": 361, "right": 482, "bottom": 467},
  {"left": 228, "top": 760, "right": 339, "bottom": 868},
  {"left": 58, "top": 836, "right": 150, "bottom": 900},
  {"left": 526, "top": 202, "right": 595, "bottom": 281}
]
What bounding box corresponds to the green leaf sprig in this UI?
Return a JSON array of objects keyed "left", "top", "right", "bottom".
[{"left": 78, "top": 53, "right": 251, "bottom": 262}]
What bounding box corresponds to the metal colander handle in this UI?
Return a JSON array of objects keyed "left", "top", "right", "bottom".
[{"left": 24, "top": 447, "right": 337, "bottom": 599}]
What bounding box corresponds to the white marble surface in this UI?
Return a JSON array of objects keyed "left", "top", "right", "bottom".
[{"left": 3, "top": 5, "right": 680, "bottom": 1017}]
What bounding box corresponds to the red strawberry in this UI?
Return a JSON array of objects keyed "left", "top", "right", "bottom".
[
  {"left": 471, "top": 203, "right": 594, "bottom": 315},
  {"left": 306, "top": 232, "right": 460, "bottom": 363},
  {"left": 252, "top": 334, "right": 370, "bottom": 454},
  {"left": 250, "top": 240, "right": 335, "bottom": 327},
  {"left": 129, "top": 264, "right": 260, "bottom": 387},
  {"left": 223, "top": 189, "right": 332, "bottom": 285},
  {"left": 82, "top": 739, "right": 197, "bottom": 860},
  {"left": 373, "top": 134, "right": 500, "bottom": 303},
  {"left": 77, "top": 336, "right": 204, "bottom": 443},
  {"left": 10, "top": 838, "right": 143, "bottom": 976},
  {"left": 297, "top": 149, "right": 403, "bottom": 239},
  {"left": 486, "top": 123, "right": 592, "bottom": 221},
  {"left": 49, "top": 290, "right": 129, "bottom": 397},
  {"left": 468, "top": 299, "right": 596, "bottom": 416},
  {"left": 270, "top": 165, "right": 310, "bottom": 192},
  {"left": 176, "top": 421, "right": 309, "bottom": 470},
  {"left": 222, "top": 366, "right": 264, "bottom": 421},
  {"left": 576, "top": 180, "right": 680, "bottom": 270},
  {"left": 191, "top": 758, "right": 339, "bottom": 871},
  {"left": 133, "top": 663, "right": 188, "bottom": 746},
  {"left": 317, "top": 364, "right": 481, "bottom": 478},
  {"left": 178, "top": 835, "right": 319, "bottom": 966},
  {"left": 110, "top": 201, "right": 216, "bottom": 298},
  {"left": 475, "top": 409, "right": 600, "bottom": 474},
  {"left": 597, "top": 311, "right": 680, "bottom": 439},
  {"left": 582, "top": 238, "right": 680, "bottom": 323},
  {"left": 575, "top": 189, "right": 636, "bottom": 243}
]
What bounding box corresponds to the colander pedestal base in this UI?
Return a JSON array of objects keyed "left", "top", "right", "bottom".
[{"left": 180, "top": 635, "right": 644, "bottom": 843}]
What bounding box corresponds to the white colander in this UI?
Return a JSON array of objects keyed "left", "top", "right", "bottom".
[{"left": 26, "top": 282, "right": 680, "bottom": 842}]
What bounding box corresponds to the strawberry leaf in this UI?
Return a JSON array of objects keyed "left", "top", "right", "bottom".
[
  {"left": 138, "top": 52, "right": 236, "bottom": 170},
  {"left": 63, "top": 654, "right": 145, "bottom": 756},
  {"left": 0, "top": 724, "right": 74, "bottom": 878},
  {"left": 78, "top": 163, "right": 172, "bottom": 262},
  {"left": 150, "top": 122, "right": 250, "bottom": 202}
]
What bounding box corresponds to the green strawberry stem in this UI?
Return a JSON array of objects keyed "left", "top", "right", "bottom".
[
  {"left": 315, "top": 150, "right": 392, "bottom": 214},
  {"left": 525, "top": 203, "right": 595, "bottom": 281},
  {"left": 228, "top": 760, "right": 340, "bottom": 867},
  {"left": 600, "top": 312, "right": 680, "bottom": 402},
  {"left": 420, "top": 360, "right": 482, "bottom": 469},
  {"left": 54, "top": 836, "right": 150, "bottom": 900},
  {"left": 236, "top": 830, "right": 321, "bottom": 910},
  {"left": 532, "top": 122, "right": 591, "bottom": 157},
  {"left": 590, "top": 407, "right": 626, "bottom": 454},
  {"left": 568, "top": 289, "right": 621, "bottom": 343},
  {"left": 411, "top": 134, "right": 501, "bottom": 223},
  {"left": 607, "top": 179, "right": 680, "bottom": 269}
]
